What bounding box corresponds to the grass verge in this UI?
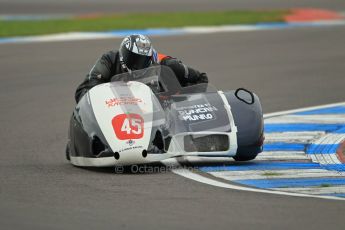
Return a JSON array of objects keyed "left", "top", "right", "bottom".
[{"left": 0, "top": 10, "right": 289, "bottom": 37}]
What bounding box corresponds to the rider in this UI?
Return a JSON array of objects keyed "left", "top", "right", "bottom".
[{"left": 75, "top": 34, "right": 208, "bottom": 102}]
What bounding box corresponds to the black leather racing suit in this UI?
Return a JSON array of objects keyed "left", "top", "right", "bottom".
[{"left": 75, "top": 50, "right": 208, "bottom": 103}]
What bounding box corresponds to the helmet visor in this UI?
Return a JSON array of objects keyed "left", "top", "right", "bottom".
[{"left": 121, "top": 47, "right": 152, "bottom": 70}]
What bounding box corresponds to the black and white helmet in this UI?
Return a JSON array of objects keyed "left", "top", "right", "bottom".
[{"left": 119, "top": 34, "right": 154, "bottom": 71}]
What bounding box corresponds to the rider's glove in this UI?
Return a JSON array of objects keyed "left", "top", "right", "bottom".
[{"left": 197, "top": 72, "right": 209, "bottom": 84}]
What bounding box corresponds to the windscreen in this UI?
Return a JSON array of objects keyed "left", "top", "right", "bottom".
[{"left": 111, "top": 65, "right": 217, "bottom": 95}]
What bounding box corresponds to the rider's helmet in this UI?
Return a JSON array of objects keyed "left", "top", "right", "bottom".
[{"left": 119, "top": 34, "right": 154, "bottom": 71}]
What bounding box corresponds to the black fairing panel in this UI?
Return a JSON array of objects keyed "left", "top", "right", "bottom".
[
  {"left": 224, "top": 90, "right": 263, "bottom": 147},
  {"left": 69, "top": 94, "right": 110, "bottom": 158}
]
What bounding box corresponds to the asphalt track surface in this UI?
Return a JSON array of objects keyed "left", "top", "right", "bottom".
[
  {"left": 1, "top": 26, "right": 345, "bottom": 229},
  {"left": 0, "top": 0, "right": 344, "bottom": 14}
]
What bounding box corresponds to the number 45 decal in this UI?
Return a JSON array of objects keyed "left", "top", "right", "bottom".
[{"left": 112, "top": 113, "right": 144, "bottom": 140}]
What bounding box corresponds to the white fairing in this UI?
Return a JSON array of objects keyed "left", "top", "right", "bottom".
[
  {"left": 89, "top": 81, "right": 155, "bottom": 165},
  {"left": 69, "top": 66, "right": 246, "bottom": 167},
  {"left": 75, "top": 83, "right": 239, "bottom": 167}
]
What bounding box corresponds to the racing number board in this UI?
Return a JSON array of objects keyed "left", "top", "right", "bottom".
[{"left": 112, "top": 113, "right": 144, "bottom": 140}]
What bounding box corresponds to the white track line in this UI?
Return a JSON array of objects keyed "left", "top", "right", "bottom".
[
  {"left": 310, "top": 154, "right": 342, "bottom": 165},
  {"left": 163, "top": 158, "right": 344, "bottom": 201},
  {"left": 256, "top": 151, "right": 309, "bottom": 161},
  {"left": 165, "top": 102, "right": 345, "bottom": 201},
  {"left": 308, "top": 133, "right": 345, "bottom": 165},
  {"left": 265, "top": 115, "right": 345, "bottom": 124},
  {"left": 209, "top": 169, "right": 343, "bottom": 181},
  {"left": 263, "top": 102, "right": 345, "bottom": 118},
  {"left": 265, "top": 132, "right": 324, "bottom": 143},
  {"left": 1, "top": 21, "right": 345, "bottom": 45},
  {"left": 312, "top": 133, "right": 345, "bottom": 146},
  {"left": 181, "top": 151, "right": 309, "bottom": 162},
  {"left": 274, "top": 186, "right": 345, "bottom": 195}
]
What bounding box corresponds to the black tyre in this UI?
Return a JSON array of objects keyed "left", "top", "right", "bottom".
[
  {"left": 233, "top": 145, "right": 261, "bottom": 161},
  {"left": 233, "top": 153, "right": 258, "bottom": 161},
  {"left": 65, "top": 143, "right": 70, "bottom": 161}
]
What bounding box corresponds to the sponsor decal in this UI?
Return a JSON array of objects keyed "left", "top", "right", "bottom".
[
  {"left": 106, "top": 97, "right": 142, "bottom": 108},
  {"left": 177, "top": 103, "right": 218, "bottom": 121},
  {"left": 112, "top": 113, "right": 144, "bottom": 140},
  {"left": 126, "top": 139, "right": 135, "bottom": 146},
  {"left": 118, "top": 145, "right": 143, "bottom": 153}
]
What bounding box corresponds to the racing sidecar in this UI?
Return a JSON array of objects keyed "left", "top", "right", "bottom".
[{"left": 66, "top": 66, "right": 264, "bottom": 166}]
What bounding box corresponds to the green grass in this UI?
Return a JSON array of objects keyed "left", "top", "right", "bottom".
[{"left": 0, "top": 10, "right": 288, "bottom": 37}]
